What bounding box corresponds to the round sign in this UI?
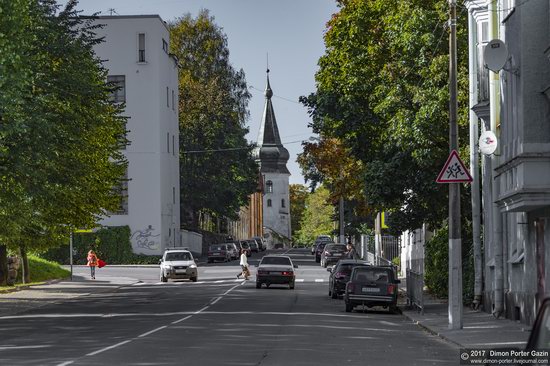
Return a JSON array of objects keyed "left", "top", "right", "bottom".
[
  {"left": 484, "top": 39, "right": 508, "bottom": 72},
  {"left": 479, "top": 130, "right": 498, "bottom": 155}
]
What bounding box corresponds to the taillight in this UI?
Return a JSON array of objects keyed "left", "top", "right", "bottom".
[
  {"left": 324, "top": 251, "right": 331, "bottom": 256},
  {"left": 282, "top": 271, "right": 293, "bottom": 276},
  {"left": 387, "top": 284, "right": 395, "bottom": 295},
  {"left": 221, "top": 251, "right": 226, "bottom": 254},
  {"left": 347, "top": 283, "right": 355, "bottom": 292}
]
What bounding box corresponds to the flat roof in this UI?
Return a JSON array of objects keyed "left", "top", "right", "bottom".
[{"left": 92, "top": 14, "right": 170, "bottom": 32}]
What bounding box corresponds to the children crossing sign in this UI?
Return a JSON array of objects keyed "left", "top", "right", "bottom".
[{"left": 436, "top": 150, "right": 473, "bottom": 183}]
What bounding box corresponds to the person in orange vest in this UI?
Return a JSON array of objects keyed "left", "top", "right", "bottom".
[{"left": 87, "top": 250, "right": 99, "bottom": 279}]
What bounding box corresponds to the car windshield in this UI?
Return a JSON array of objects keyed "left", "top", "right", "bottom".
[
  {"left": 165, "top": 252, "right": 191, "bottom": 261},
  {"left": 241, "top": 243, "right": 249, "bottom": 248},
  {"left": 337, "top": 263, "right": 369, "bottom": 274},
  {"left": 326, "top": 244, "right": 347, "bottom": 252},
  {"left": 352, "top": 269, "right": 391, "bottom": 283},
  {"left": 261, "top": 257, "right": 292, "bottom": 266},
  {"left": 210, "top": 245, "right": 224, "bottom": 251},
  {"left": 317, "top": 243, "right": 327, "bottom": 250}
]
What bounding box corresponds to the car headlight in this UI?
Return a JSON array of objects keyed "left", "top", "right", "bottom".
[{"left": 189, "top": 264, "right": 197, "bottom": 269}]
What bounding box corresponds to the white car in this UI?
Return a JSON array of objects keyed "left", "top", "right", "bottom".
[{"left": 159, "top": 249, "right": 198, "bottom": 282}]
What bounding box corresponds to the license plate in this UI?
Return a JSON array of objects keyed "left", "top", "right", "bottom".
[
  {"left": 213, "top": 252, "right": 220, "bottom": 255},
  {"left": 176, "top": 270, "right": 187, "bottom": 274},
  {"left": 362, "top": 287, "right": 380, "bottom": 293}
]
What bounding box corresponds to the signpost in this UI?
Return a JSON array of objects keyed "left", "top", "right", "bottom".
[{"left": 436, "top": 150, "right": 473, "bottom": 184}]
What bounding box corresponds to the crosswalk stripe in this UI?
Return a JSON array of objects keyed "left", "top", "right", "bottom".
[
  {"left": 295, "top": 279, "right": 305, "bottom": 283},
  {"left": 315, "top": 279, "right": 324, "bottom": 283}
]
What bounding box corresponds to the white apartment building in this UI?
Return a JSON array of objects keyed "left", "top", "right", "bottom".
[{"left": 92, "top": 15, "right": 180, "bottom": 255}]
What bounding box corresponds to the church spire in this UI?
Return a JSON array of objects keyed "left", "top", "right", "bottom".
[{"left": 255, "top": 69, "right": 290, "bottom": 175}]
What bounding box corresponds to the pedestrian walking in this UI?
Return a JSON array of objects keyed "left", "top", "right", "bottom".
[
  {"left": 87, "top": 250, "right": 99, "bottom": 279},
  {"left": 237, "top": 249, "right": 249, "bottom": 280},
  {"left": 346, "top": 243, "right": 360, "bottom": 260}
]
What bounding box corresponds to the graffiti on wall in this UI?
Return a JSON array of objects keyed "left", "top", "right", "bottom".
[{"left": 131, "top": 225, "right": 160, "bottom": 251}]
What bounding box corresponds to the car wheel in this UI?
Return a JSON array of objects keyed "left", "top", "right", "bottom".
[
  {"left": 191, "top": 277, "right": 198, "bottom": 282},
  {"left": 289, "top": 282, "right": 295, "bottom": 290},
  {"left": 331, "top": 287, "right": 338, "bottom": 299},
  {"left": 345, "top": 302, "right": 353, "bottom": 313},
  {"left": 256, "top": 282, "right": 261, "bottom": 289},
  {"left": 160, "top": 274, "right": 167, "bottom": 283},
  {"left": 328, "top": 287, "right": 332, "bottom": 297}
]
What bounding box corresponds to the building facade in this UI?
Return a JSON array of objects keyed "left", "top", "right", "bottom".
[
  {"left": 254, "top": 72, "right": 291, "bottom": 246},
  {"left": 466, "top": 0, "right": 550, "bottom": 324},
  {"left": 92, "top": 15, "right": 180, "bottom": 255}
]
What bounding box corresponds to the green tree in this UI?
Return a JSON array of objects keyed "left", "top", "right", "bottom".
[
  {"left": 169, "top": 10, "right": 258, "bottom": 229},
  {"left": 300, "top": 0, "right": 470, "bottom": 233},
  {"left": 297, "top": 186, "right": 334, "bottom": 245},
  {"left": 0, "top": 0, "right": 128, "bottom": 283},
  {"left": 289, "top": 184, "right": 308, "bottom": 242}
]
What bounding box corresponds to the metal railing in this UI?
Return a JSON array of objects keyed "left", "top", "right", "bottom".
[{"left": 406, "top": 269, "right": 424, "bottom": 314}]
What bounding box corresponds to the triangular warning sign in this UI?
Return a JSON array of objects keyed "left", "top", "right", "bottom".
[{"left": 436, "top": 150, "right": 473, "bottom": 183}]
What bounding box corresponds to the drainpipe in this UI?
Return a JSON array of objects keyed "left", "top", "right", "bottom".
[
  {"left": 468, "top": 10, "right": 483, "bottom": 309},
  {"left": 489, "top": 0, "right": 504, "bottom": 318}
]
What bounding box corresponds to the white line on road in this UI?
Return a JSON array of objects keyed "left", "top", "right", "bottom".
[
  {"left": 295, "top": 279, "right": 305, "bottom": 282},
  {"left": 57, "top": 361, "right": 74, "bottom": 366},
  {"left": 138, "top": 325, "right": 168, "bottom": 338},
  {"left": 210, "top": 297, "right": 222, "bottom": 305},
  {"left": 0, "top": 345, "right": 52, "bottom": 350},
  {"left": 314, "top": 279, "right": 324, "bottom": 282},
  {"left": 85, "top": 340, "right": 132, "bottom": 356},
  {"left": 171, "top": 315, "right": 192, "bottom": 325}
]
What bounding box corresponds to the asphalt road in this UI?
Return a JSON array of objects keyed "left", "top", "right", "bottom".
[{"left": 0, "top": 248, "right": 458, "bottom": 365}]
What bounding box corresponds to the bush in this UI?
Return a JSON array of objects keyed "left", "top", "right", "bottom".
[
  {"left": 424, "top": 222, "right": 474, "bottom": 304},
  {"left": 392, "top": 256, "right": 401, "bottom": 268},
  {"left": 39, "top": 226, "right": 161, "bottom": 265}
]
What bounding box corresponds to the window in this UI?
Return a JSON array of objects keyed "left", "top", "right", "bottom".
[
  {"left": 266, "top": 180, "right": 273, "bottom": 193},
  {"left": 138, "top": 33, "right": 146, "bottom": 62},
  {"left": 172, "top": 90, "right": 175, "bottom": 111},
  {"left": 167, "top": 132, "right": 170, "bottom": 153},
  {"left": 173, "top": 187, "right": 176, "bottom": 204},
  {"left": 501, "top": 0, "right": 515, "bottom": 21},
  {"left": 111, "top": 166, "right": 128, "bottom": 215},
  {"left": 267, "top": 199, "right": 272, "bottom": 207},
  {"left": 167, "top": 87, "right": 169, "bottom": 108},
  {"left": 162, "top": 38, "right": 168, "bottom": 53},
  {"left": 172, "top": 135, "right": 175, "bottom": 156},
  {"left": 281, "top": 199, "right": 285, "bottom": 208},
  {"left": 107, "top": 75, "right": 125, "bottom": 103}
]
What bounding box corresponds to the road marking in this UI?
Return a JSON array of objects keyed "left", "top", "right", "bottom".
[
  {"left": 171, "top": 315, "right": 192, "bottom": 325},
  {"left": 85, "top": 340, "right": 132, "bottom": 356},
  {"left": 57, "top": 361, "right": 74, "bottom": 366},
  {"left": 0, "top": 345, "right": 51, "bottom": 350},
  {"left": 138, "top": 325, "right": 168, "bottom": 338},
  {"left": 214, "top": 280, "right": 224, "bottom": 283},
  {"left": 210, "top": 297, "right": 222, "bottom": 305},
  {"left": 295, "top": 279, "right": 305, "bottom": 282},
  {"left": 314, "top": 279, "right": 324, "bottom": 283}
]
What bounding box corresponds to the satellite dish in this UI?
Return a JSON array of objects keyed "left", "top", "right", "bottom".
[
  {"left": 479, "top": 130, "right": 498, "bottom": 155},
  {"left": 484, "top": 39, "right": 509, "bottom": 72}
]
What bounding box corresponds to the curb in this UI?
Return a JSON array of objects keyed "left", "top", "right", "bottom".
[
  {"left": 401, "top": 310, "right": 464, "bottom": 348},
  {"left": 0, "top": 278, "right": 67, "bottom": 295}
]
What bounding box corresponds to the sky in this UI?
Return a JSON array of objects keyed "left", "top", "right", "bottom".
[{"left": 62, "top": 0, "right": 339, "bottom": 185}]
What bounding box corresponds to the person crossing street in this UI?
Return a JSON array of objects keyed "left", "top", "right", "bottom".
[{"left": 236, "top": 249, "right": 250, "bottom": 280}]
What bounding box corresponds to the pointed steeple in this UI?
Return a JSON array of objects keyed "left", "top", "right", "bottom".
[{"left": 255, "top": 70, "right": 290, "bottom": 175}]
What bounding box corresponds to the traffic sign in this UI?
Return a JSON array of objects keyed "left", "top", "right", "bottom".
[{"left": 436, "top": 150, "right": 473, "bottom": 183}]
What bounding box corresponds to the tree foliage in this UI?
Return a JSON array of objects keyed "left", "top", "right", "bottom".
[
  {"left": 289, "top": 184, "right": 308, "bottom": 242},
  {"left": 300, "top": 0, "right": 470, "bottom": 233},
  {"left": 169, "top": 10, "right": 258, "bottom": 228},
  {"left": 297, "top": 186, "right": 334, "bottom": 245},
  {"left": 0, "top": 0, "right": 128, "bottom": 282}
]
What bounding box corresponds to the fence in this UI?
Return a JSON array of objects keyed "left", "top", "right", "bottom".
[
  {"left": 360, "top": 235, "right": 400, "bottom": 265},
  {"left": 406, "top": 269, "right": 424, "bottom": 314}
]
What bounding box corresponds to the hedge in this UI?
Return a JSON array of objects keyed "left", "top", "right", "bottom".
[
  {"left": 424, "top": 222, "right": 475, "bottom": 304},
  {"left": 40, "top": 226, "right": 160, "bottom": 265}
]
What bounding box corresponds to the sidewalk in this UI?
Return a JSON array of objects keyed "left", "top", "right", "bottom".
[
  {"left": 0, "top": 274, "right": 138, "bottom": 317},
  {"left": 399, "top": 278, "right": 531, "bottom": 349}
]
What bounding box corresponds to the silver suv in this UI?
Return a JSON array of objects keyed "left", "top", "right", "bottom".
[{"left": 159, "top": 249, "right": 198, "bottom": 282}]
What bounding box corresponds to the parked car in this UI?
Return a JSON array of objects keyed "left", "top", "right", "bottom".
[
  {"left": 527, "top": 297, "right": 550, "bottom": 349},
  {"left": 224, "top": 242, "right": 239, "bottom": 260},
  {"left": 159, "top": 249, "right": 198, "bottom": 282},
  {"left": 256, "top": 255, "right": 298, "bottom": 289},
  {"left": 320, "top": 243, "right": 348, "bottom": 268},
  {"left": 315, "top": 235, "right": 333, "bottom": 242},
  {"left": 233, "top": 241, "right": 243, "bottom": 255},
  {"left": 327, "top": 259, "right": 370, "bottom": 299},
  {"left": 344, "top": 265, "right": 400, "bottom": 313},
  {"left": 240, "top": 241, "right": 252, "bottom": 257},
  {"left": 314, "top": 242, "right": 329, "bottom": 263},
  {"left": 207, "top": 244, "right": 231, "bottom": 263},
  {"left": 252, "top": 236, "right": 266, "bottom": 251},
  {"left": 247, "top": 240, "right": 259, "bottom": 253}
]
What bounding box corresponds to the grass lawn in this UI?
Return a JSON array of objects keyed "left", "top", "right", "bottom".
[{"left": 0, "top": 255, "right": 70, "bottom": 292}]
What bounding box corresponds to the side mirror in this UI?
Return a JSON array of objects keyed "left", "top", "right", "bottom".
[
  {"left": 326, "top": 267, "right": 332, "bottom": 272},
  {"left": 395, "top": 279, "right": 401, "bottom": 284},
  {"left": 158, "top": 259, "right": 163, "bottom": 264},
  {"left": 294, "top": 264, "right": 299, "bottom": 269}
]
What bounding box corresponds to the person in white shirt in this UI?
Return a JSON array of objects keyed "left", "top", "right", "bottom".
[{"left": 237, "top": 249, "right": 249, "bottom": 280}]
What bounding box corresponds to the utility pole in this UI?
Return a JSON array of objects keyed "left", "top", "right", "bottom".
[
  {"left": 339, "top": 196, "right": 345, "bottom": 244},
  {"left": 448, "top": 0, "right": 463, "bottom": 330}
]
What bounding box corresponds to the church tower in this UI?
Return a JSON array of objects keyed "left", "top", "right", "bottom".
[{"left": 255, "top": 71, "right": 291, "bottom": 246}]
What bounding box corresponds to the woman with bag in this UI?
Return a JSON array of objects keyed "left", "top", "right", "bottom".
[
  {"left": 236, "top": 249, "right": 249, "bottom": 280},
  {"left": 87, "top": 250, "right": 99, "bottom": 279}
]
